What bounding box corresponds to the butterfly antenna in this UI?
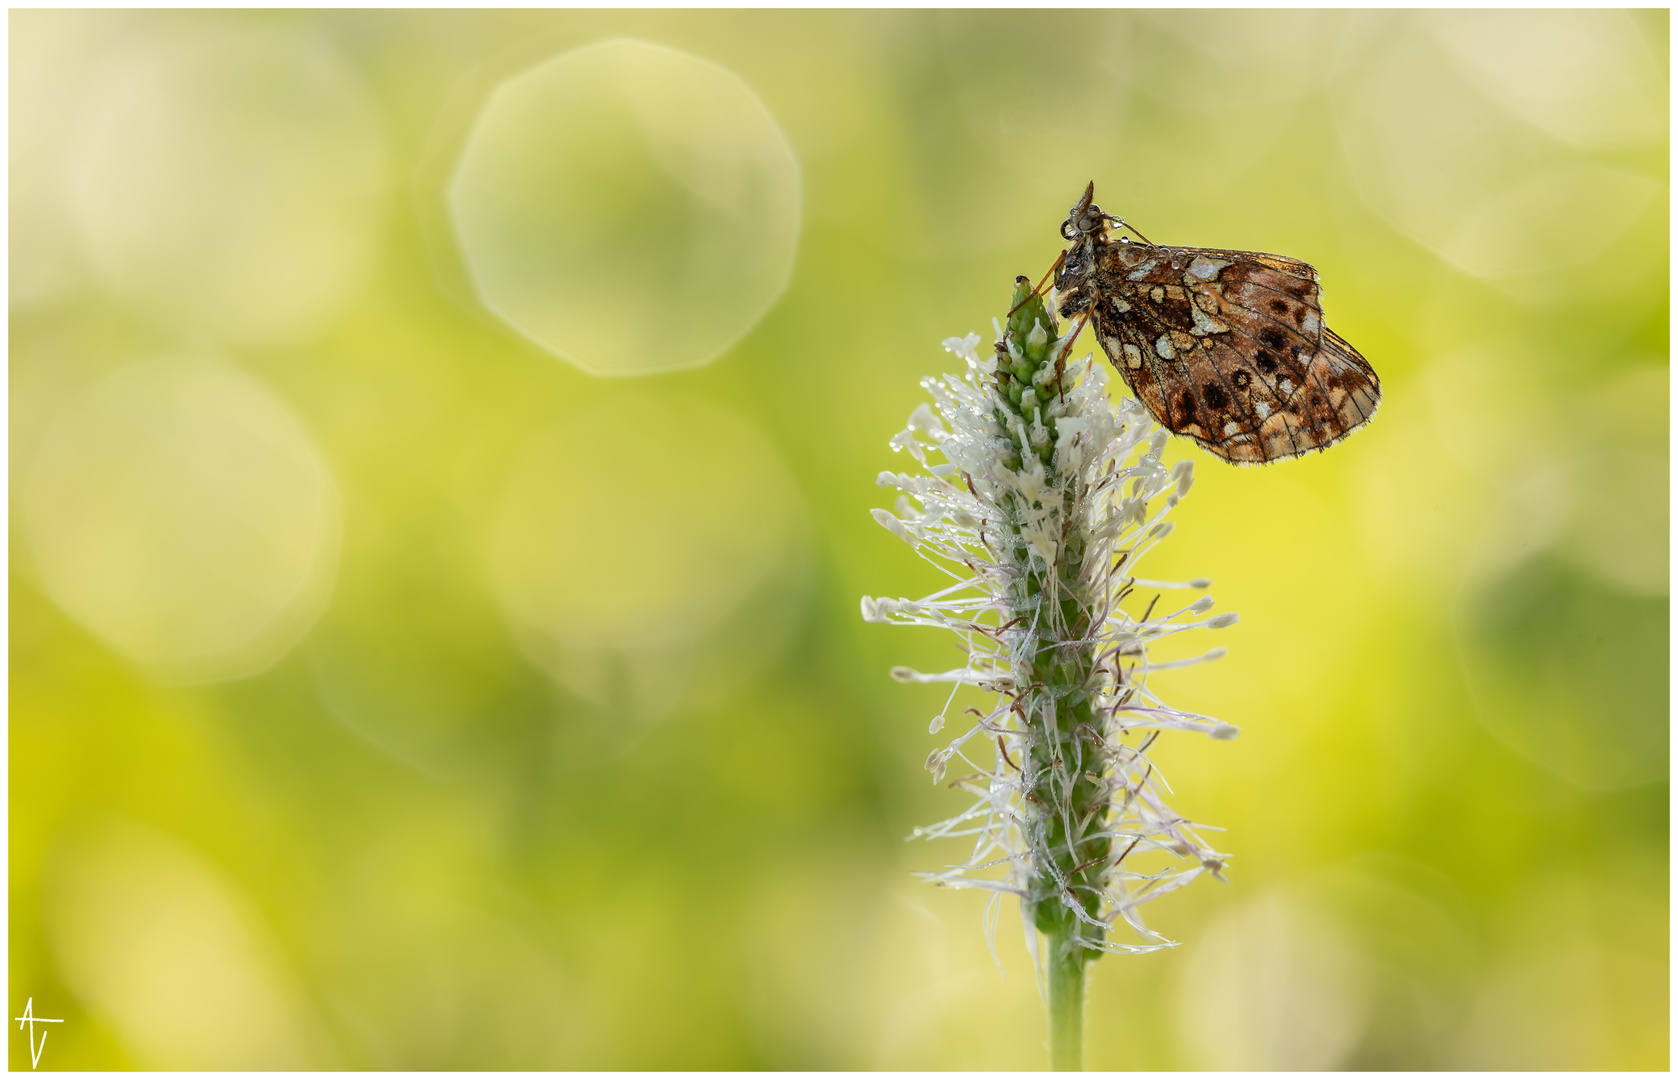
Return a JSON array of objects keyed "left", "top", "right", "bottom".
[{"left": 1107, "top": 215, "right": 1157, "bottom": 247}]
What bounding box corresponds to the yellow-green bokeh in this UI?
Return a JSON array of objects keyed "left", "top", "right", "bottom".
[{"left": 10, "top": 10, "right": 1667, "bottom": 1070}]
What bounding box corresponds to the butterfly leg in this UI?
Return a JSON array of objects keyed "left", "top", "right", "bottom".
[
  {"left": 1008, "top": 249, "right": 1067, "bottom": 317},
  {"left": 1054, "top": 313, "right": 1090, "bottom": 400}
]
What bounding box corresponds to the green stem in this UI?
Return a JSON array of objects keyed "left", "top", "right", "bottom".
[
  {"left": 1000, "top": 277, "right": 1097, "bottom": 1072},
  {"left": 1047, "top": 930, "right": 1086, "bottom": 1071}
]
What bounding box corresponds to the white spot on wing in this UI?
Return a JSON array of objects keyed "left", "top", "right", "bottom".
[
  {"left": 1187, "top": 255, "right": 1232, "bottom": 280},
  {"left": 1122, "top": 343, "right": 1143, "bottom": 369},
  {"left": 1189, "top": 301, "right": 1230, "bottom": 337},
  {"left": 1154, "top": 335, "right": 1175, "bottom": 360}
]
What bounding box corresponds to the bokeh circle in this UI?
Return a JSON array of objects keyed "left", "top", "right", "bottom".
[
  {"left": 68, "top": 24, "right": 390, "bottom": 347},
  {"left": 485, "top": 396, "right": 805, "bottom": 716},
  {"left": 25, "top": 357, "right": 339, "bottom": 682},
  {"left": 449, "top": 39, "right": 802, "bottom": 375}
]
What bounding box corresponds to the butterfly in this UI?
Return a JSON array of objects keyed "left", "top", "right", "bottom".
[{"left": 1047, "top": 183, "right": 1380, "bottom": 464}]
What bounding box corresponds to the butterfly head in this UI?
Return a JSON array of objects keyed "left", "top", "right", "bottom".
[
  {"left": 1061, "top": 182, "right": 1108, "bottom": 241},
  {"left": 1063, "top": 182, "right": 1156, "bottom": 251}
]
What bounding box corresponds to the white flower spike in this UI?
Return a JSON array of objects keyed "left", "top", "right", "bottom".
[{"left": 864, "top": 277, "right": 1239, "bottom": 1070}]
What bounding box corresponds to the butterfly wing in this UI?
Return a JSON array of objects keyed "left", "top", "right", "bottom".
[{"left": 1083, "top": 243, "right": 1380, "bottom": 463}]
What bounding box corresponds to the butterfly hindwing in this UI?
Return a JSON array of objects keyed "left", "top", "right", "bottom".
[{"left": 1075, "top": 241, "right": 1380, "bottom": 463}]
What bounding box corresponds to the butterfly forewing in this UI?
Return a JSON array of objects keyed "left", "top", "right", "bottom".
[{"left": 1071, "top": 237, "right": 1380, "bottom": 464}]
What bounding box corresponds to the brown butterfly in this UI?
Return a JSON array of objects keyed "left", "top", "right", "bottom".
[{"left": 1048, "top": 183, "right": 1380, "bottom": 464}]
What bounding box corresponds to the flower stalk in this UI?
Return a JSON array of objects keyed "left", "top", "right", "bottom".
[{"left": 863, "top": 277, "right": 1238, "bottom": 1070}]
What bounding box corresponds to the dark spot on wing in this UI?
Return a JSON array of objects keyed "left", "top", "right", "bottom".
[
  {"left": 1176, "top": 391, "right": 1195, "bottom": 422},
  {"left": 1259, "top": 328, "right": 1286, "bottom": 349},
  {"left": 1269, "top": 299, "right": 1289, "bottom": 315},
  {"left": 1232, "top": 370, "right": 1251, "bottom": 390},
  {"left": 1255, "top": 351, "right": 1279, "bottom": 374},
  {"left": 1203, "top": 382, "right": 1229, "bottom": 410}
]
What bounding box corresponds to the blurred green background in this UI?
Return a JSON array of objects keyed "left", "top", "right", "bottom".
[{"left": 9, "top": 10, "right": 1667, "bottom": 1070}]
